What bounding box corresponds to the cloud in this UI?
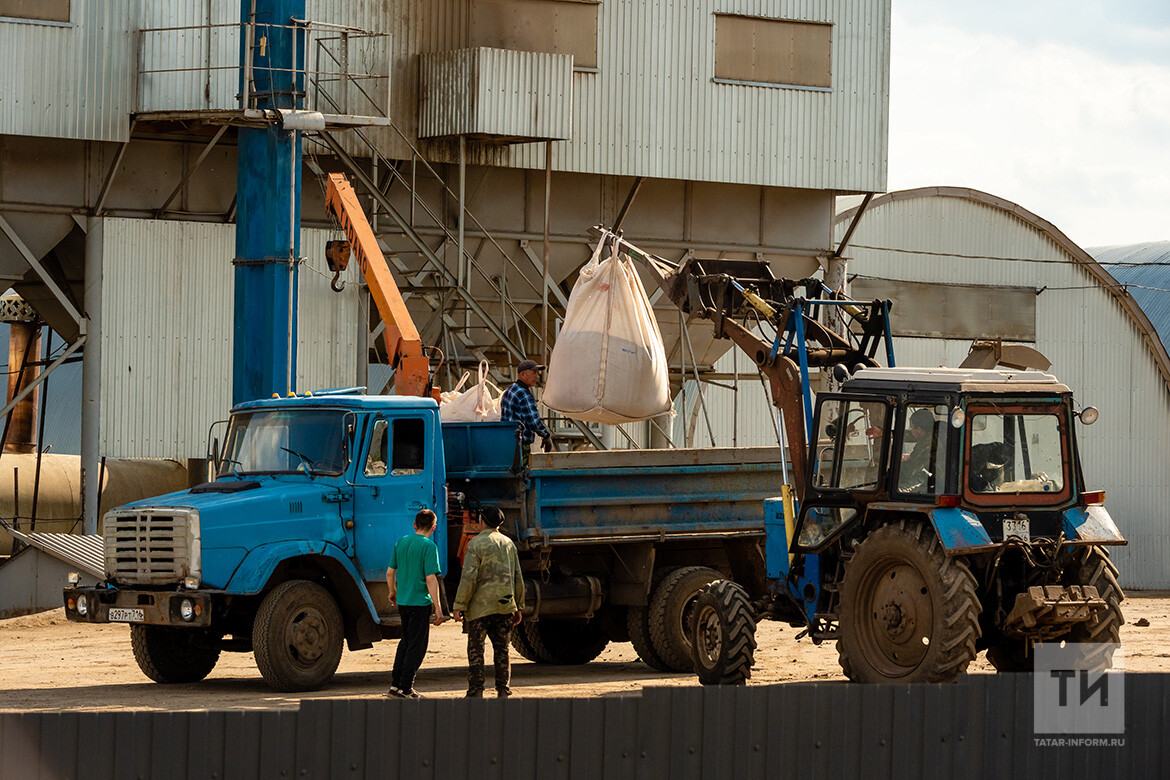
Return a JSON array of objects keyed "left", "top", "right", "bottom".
[{"left": 887, "top": 11, "right": 1170, "bottom": 247}]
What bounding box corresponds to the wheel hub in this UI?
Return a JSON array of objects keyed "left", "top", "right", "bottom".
[
  {"left": 287, "top": 609, "right": 328, "bottom": 663},
  {"left": 695, "top": 607, "right": 722, "bottom": 664},
  {"left": 860, "top": 562, "right": 933, "bottom": 671}
]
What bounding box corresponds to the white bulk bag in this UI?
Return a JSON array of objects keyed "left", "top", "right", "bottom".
[
  {"left": 440, "top": 360, "right": 502, "bottom": 422},
  {"left": 543, "top": 236, "right": 672, "bottom": 424}
]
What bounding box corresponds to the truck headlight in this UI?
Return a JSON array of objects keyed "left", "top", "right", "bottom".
[
  {"left": 76, "top": 597, "right": 89, "bottom": 616},
  {"left": 180, "top": 599, "right": 195, "bottom": 621}
]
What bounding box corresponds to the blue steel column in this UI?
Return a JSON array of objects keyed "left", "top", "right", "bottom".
[{"left": 233, "top": 0, "right": 305, "bottom": 403}]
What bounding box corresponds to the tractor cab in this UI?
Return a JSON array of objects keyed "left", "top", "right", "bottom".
[{"left": 795, "top": 367, "right": 1097, "bottom": 553}]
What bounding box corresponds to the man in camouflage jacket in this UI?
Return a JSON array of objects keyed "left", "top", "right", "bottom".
[{"left": 452, "top": 507, "right": 525, "bottom": 697}]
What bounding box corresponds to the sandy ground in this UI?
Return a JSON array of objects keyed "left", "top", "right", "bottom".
[{"left": 1, "top": 593, "right": 1167, "bottom": 713}]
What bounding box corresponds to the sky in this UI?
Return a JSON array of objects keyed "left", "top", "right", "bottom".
[{"left": 887, "top": 0, "right": 1170, "bottom": 249}]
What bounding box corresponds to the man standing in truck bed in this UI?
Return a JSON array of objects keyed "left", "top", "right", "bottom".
[
  {"left": 452, "top": 508, "right": 525, "bottom": 698},
  {"left": 500, "top": 359, "right": 554, "bottom": 460}
]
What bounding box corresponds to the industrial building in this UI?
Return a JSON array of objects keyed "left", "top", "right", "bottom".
[{"left": 0, "top": 1, "right": 891, "bottom": 545}]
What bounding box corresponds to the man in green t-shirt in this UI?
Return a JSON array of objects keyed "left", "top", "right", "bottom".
[
  {"left": 452, "top": 507, "right": 525, "bottom": 698},
  {"left": 386, "top": 509, "right": 445, "bottom": 698}
]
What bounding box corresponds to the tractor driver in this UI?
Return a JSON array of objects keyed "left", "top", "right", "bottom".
[{"left": 899, "top": 408, "right": 938, "bottom": 494}]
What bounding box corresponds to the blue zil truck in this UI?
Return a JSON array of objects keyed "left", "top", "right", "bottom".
[{"left": 64, "top": 391, "right": 785, "bottom": 691}]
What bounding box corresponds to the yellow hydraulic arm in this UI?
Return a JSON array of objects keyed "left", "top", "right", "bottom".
[{"left": 324, "top": 173, "right": 433, "bottom": 398}]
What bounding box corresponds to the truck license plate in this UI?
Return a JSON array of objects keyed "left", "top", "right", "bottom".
[
  {"left": 1003, "top": 518, "right": 1030, "bottom": 543},
  {"left": 109, "top": 608, "right": 145, "bottom": 623}
]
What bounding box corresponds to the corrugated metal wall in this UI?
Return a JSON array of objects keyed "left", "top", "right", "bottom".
[
  {"left": 2, "top": 678, "right": 1163, "bottom": 779},
  {"left": 137, "top": 0, "right": 239, "bottom": 112},
  {"left": 100, "top": 219, "right": 359, "bottom": 459},
  {"left": 307, "top": 0, "right": 889, "bottom": 192},
  {"left": 832, "top": 191, "right": 1170, "bottom": 589},
  {"left": 0, "top": 0, "right": 136, "bottom": 142},
  {"left": 418, "top": 48, "right": 573, "bottom": 140}
]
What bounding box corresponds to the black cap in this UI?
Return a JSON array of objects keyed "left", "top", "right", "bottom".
[{"left": 517, "top": 359, "right": 545, "bottom": 373}]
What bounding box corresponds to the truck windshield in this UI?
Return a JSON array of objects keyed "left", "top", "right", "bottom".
[
  {"left": 219, "top": 409, "right": 348, "bottom": 477},
  {"left": 967, "top": 410, "right": 1066, "bottom": 496}
]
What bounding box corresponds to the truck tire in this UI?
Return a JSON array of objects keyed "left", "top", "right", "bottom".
[
  {"left": 986, "top": 546, "right": 1125, "bottom": 673},
  {"left": 627, "top": 566, "right": 679, "bottom": 672},
  {"left": 510, "top": 619, "right": 553, "bottom": 663},
  {"left": 252, "top": 580, "right": 344, "bottom": 692},
  {"left": 130, "top": 625, "right": 221, "bottom": 683},
  {"left": 837, "top": 521, "right": 980, "bottom": 683},
  {"left": 519, "top": 618, "right": 609, "bottom": 664},
  {"left": 691, "top": 580, "right": 756, "bottom": 685},
  {"left": 648, "top": 566, "right": 723, "bottom": 672}
]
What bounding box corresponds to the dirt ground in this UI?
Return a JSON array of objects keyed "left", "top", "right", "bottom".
[{"left": 1, "top": 592, "right": 1167, "bottom": 713}]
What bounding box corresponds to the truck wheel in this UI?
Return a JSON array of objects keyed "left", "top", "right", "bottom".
[
  {"left": 627, "top": 566, "right": 679, "bottom": 672},
  {"left": 691, "top": 580, "right": 757, "bottom": 685},
  {"left": 1064, "top": 546, "right": 1125, "bottom": 669},
  {"left": 252, "top": 580, "right": 344, "bottom": 692},
  {"left": 130, "top": 625, "right": 221, "bottom": 683},
  {"left": 649, "top": 566, "right": 723, "bottom": 672},
  {"left": 837, "top": 521, "right": 980, "bottom": 683},
  {"left": 520, "top": 618, "right": 609, "bottom": 664},
  {"left": 510, "top": 619, "right": 553, "bottom": 663}
]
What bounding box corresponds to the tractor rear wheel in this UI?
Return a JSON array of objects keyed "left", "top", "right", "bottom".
[
  {"left": 691, "top": 580, "right": 757, "bottom": 685},
  {"left": 838, "top": 521, "right": 980, "bottom": 683}
]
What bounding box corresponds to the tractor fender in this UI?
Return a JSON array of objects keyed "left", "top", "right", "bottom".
[
  {"left": 864, "top": 503, "right": 993, "bottom": 553},
  {"left": 226, "top": 540, "right": 381, "bottom": 624},
  {"left": 1062, "top": 505, "right": 1125, "bottom": 544}
]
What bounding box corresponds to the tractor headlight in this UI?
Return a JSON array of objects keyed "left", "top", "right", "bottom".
[
  {"left": 179, "top": 599, "right": 195, "bottom": 621},
  {"left": 183, "top": 576, "right": 200, "bottom": 590},
  {"left": 76, "top": 597, "right": 89, "bottom": 617},
  {"left": 67, "top": 571, "right": 81, "bottom": 586}
]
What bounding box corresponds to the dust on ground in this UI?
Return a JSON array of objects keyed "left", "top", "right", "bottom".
[{"left": 1, "top": 592, "right": 1167, "bottom": 712}]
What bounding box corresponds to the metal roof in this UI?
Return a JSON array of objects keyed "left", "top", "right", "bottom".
[
  {"left": 3, "top": 527, "right": 103, "bottom": 578},
  {"left": 1093, "top": 241, "right": 1170, "bottom": 360}
]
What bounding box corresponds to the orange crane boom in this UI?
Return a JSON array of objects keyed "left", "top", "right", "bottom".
[{"left": 324, "top": 173, "right": 433, "bottom": 398}]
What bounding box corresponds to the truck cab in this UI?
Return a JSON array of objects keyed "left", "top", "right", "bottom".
[{"left": 65, "top": 392, "right": 448, "bottom": 691}]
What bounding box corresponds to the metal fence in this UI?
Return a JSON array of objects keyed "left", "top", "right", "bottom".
[{"left": 2, "top": 675, "right": 1166, "bottom": 779}]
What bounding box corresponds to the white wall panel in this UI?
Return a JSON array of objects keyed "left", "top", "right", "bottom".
[
  {"left": 101, "top": 219, "right": 359, "bottom": 459},
  {"left": 832, "top": 190, "right": 1170, "bottom": 588},
  {"left": 0, "top": 0, "right": 136, "bottom": 142}
]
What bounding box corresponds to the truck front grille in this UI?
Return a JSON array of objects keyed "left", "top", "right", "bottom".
[{"left": 104, "top": 509, "right": 200, "bottom": 585}]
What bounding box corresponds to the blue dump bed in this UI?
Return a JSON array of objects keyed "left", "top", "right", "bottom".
[{"left": 440, "top": 421, "right": 786, "bottom": 548}]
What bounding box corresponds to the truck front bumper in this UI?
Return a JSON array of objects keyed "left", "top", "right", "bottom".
[{"left": 64, "top": 586, "right": 214, "bottom": 628}]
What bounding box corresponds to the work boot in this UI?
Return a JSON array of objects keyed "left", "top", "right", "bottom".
[
  {"left": 496, "top": 687, "right": 512, "bottom": 698},
  {"left": 465, "top": 690, "right": 484, "bottom": 698}
]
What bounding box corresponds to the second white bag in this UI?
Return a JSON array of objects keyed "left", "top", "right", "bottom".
[
  {"left": 439, "top": 360, "right": 502, "bottom": 422},
  {"left": 543, "top": 236, "right": 672, "bottom": 424}
]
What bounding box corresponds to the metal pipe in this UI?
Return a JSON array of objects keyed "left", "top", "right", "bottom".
[
  {"left": 31, "top": 328, "right": 50, "bottom": 530},
  {"left": 82, "top": 217, "right": 103, "bottom": 535},
  {"left": 542, "top": 141, "right": 552, "bottom": 363}
]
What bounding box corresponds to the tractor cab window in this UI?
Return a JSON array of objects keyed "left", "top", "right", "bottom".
[
  {"left": 812, "top": 397, "right": 887, "bottom": 492},
  {"left": 967, "top": 409, "right": 1066, "bottom": 498},
  {"left": 896, "top": 405, "right": 949, "bottom": 496}
]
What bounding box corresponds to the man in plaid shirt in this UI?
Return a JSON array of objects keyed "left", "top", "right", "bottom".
[{"left": 500, "top": 359, "right": 554, "bottom": 459}]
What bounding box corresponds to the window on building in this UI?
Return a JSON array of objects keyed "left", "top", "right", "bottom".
[
  {"left": 0, "top": 0, "right": 69, "bottom": 23},
  {"left": 470, "top": 0, "right": 599, "bottom": 70},
  {"left": 714, "top": 14, "right": 831, "bottom": 89}
]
